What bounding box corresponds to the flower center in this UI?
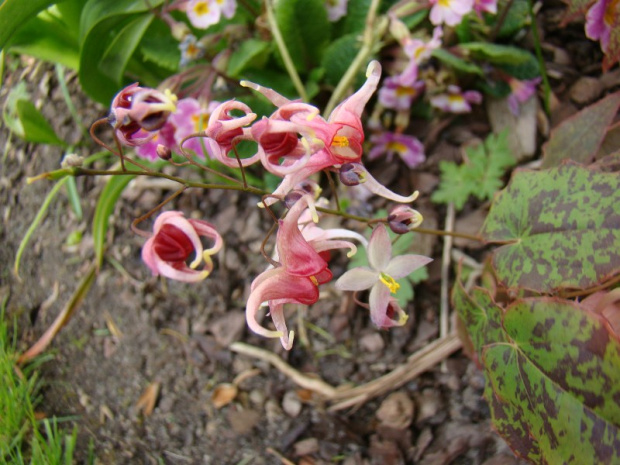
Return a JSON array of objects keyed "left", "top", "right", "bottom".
[
  {"left": 193, "top": 1, "right": 209, "bottom": 16},
  {"left": 191, "top": 113, "right": 209, "bottom": 132},
  {"left": 386, "top": 141, "right": 407, "bottom": 153},
  {"left": 396, "top": 86, "right": 417, "bottom": 97},
  {"left": 331, "top": 135, "right": 349, "bottom": 147},
  {"left": 605, "top": 0, "right": 619, "bottom": 26},
  {"left": 380, "top": 272, "right": 400, "bottom": 293}
]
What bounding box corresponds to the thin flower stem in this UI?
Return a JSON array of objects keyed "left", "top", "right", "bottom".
[
  {"left": 264, "top": 0, "right": 308, "bottom": 101},
  {"left": 439, "top": 202, "right": 455, "bottom": 372},
  {"left": 323, "top": 0, "right": 386, "bottom": 117},
  {"left": 490, "top": 0, "right": 514, "bottom": 41},
  {"left": 131, "top": 187, "right": 187, "bottom": 237}
]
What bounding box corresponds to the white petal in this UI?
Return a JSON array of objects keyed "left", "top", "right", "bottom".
[
  {"left": 385, "top": 254, "right": 433, "bottom": 279},
  {"left": 367, "top": 224, "right": 391, "bottom": 271},
  {"left": 368, "top": 283, "right": 391, "bottom": 327},
  {"left": 335, "top": 267, "right": 378, "bottom": 291}
]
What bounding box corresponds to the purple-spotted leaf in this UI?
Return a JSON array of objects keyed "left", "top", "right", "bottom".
[
  {"left": 541, "top": 91, "right": 620, "bottom": 168},
  {"left": 481, "top": 163, "right": 620, "bottom": 293},
  {"left": 454, "top": 282, "right": 620, "bottom": 463},
  {"left": 485, "top": 298, "right": 620, "bottom": 463}
]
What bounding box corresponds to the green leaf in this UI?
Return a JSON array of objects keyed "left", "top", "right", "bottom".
[
  {"left": 0, "top": 0, "right": 55, "bottom": 50},
  {"left": 92, "top": 174, "right": 135, "bottom": 268},
  {"left": 460, "top": 42, "right": 536, "bottom": 65},
  {"left": 140, "top": 28, "right": 180, "bottom": 72},
  {"left": 485, "top": 298, "right": 620, "bottom": 463},
  {"left": 5, "top": 9, "right": 80, "bottom": 69},
  {"left": 227, "top": 39, "right": 271, "bottom": 78},
  {"left": 16, "top": 100, "right": 65, "bottom": 146},
  {"left": 341, "top": 0, "right": 370, "bottom": 35},
  {"left": 542, "top": 91, "right": 620, "bottom": 168},
  {"left": 431, "top": 130, "right": 515, "bottom": 210},
  {"left": 491, "top": 0, "right": 529, "bottom": 39},
  {"left": 78, "top": 0, "right": 163, "bottom": 104},
  {"left": 322, "top": 34, "right": 361, "bottom": 86},
  {"left": 431, "top": 48, "right": 483, "bottom": 75},
  {"left": 274, "top": 0, "right": 330, "bottom": 73},
  {"left": 2, "top": 81, "right": 29, "bottom": 136},
  {"left": 481, "top": 163, "right": 620, "bottom": 292}
]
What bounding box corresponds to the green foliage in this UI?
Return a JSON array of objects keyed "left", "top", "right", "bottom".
[
  {"left": 93, "top": 173, "right": 136, "bottom": 269},
  {"left": 228, "top": 39, "right": 271, "bottom": 78},
  {"left": 0, "top": 0, "right": 56, "bottom": 50},
  {"left": 0, "top": 308, "right": 78, "bottom": 463},
  {"left": 2, "top": 83, "right": 65, "bottom": 146},
  {"left": 492, "top": 0, "right": 530, "bottom": 39},
  {"left": 431, "top": 130, "right": 515, "bottom": 210},
  {"left": 273, "top": 0, "right": 330, "bottom": 73},
  {"left": 454, "top": 280, "right": 620, "bottom": 463},
  {"left": 481, "top": 162, "right": 620, "bottom": 293},
  {"left": 322, "top": 34, "right": 361, "bottom": 86},
  {"left": 431, "top": 48, "right": 483, "bottom": 76}
]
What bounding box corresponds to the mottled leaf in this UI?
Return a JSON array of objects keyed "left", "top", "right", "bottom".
[
  {"left": 541, "top": 91, "right": 620, "bottom": 168},
  {"left": 485, "top": 298, "right": 620, "bottom": 463},
  {"left": 482, "top": 163, "right": 620, "bottom": 292}
]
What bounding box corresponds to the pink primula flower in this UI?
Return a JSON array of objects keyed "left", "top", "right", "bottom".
[
  {"left": 368, "top": 132, "right": 425, "bottom": 169},
  {"left": 506, "top": 77, "right": 541, "bottom": 116},
  {"left": 403, "top": 27, "right": 443, "bottom": 65},
  {"left": 378, "top": 66, "right": 425, "bottom": 111},
  {"left": 186, "top": 0, "right": 237, "bottom": 29},
  {"left": 170, "top": 98, "right": 220, "bottom": 158},
  {"left": 141, "top": 211, "right": 223, "bottom": 283},
  {"left": 429, "top": 0, "right": 474, "bottom": 26},
  {"left": 336, "top": 224, "right": 432, "bottom": 328},
  {"left": 586, "top": 0, "right": 618, "bottom": 53},
  {"left": 430, "top": 85, "right": 482, "bottom": 114},
  {"left": 136, "top": 120, "right": 177, "bottom": 160},
  {"left": 474, "top": 0, "right": 497, "bottom": 14}
]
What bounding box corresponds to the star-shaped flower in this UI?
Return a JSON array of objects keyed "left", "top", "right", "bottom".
[{"left": 335, "top": 224, "right": 432, "bottom": 328}]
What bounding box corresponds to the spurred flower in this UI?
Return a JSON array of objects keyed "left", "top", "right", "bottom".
[
  {"left": 109, "top": 84, "right": 178, "bottom": 146},
  {"left": 335, "top": 224, "right": 432, "bottom": 328},
  {"left": 245, "top": 195, "right": 334, "bottom": 349},
  {"left": 142, "top": 211, "right": 223, "bottom": 283}
]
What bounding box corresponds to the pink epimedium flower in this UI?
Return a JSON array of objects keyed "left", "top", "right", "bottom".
[
  {"left": 245, "top": 196, "right": 336, "bottom": 349},
  {"left": 429, "top": 0, "right": 474, "bottom": 26},
  {"left": 141, "top": 211, "right": 223, "bottom": 283},
  {"left": 586, "top": 0, "right": 618, "bottom": 53},
  {"left": 430, "top": 85, "right": 482, "bottom": 114},
  {"left": 506, "top": 76, "right": 541, "bottom": 116},
  {"left": 204, "top": 100, "right": 259, "bottom": 168},
  {"left": 109, "top": 84, "right": 178, "bottom": 147},
  {"left": 335, "top": 224, "right": 432, "bottom": 328},
  {"left": 368, "top": 132, "right": 425, "bottom": 169}
]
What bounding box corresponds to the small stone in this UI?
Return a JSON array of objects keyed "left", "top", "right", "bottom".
[
  {"left": 376, "top": 391, "right": 415, "bottom": 429},
  {"left": 569, "top": 76, "right": 603, "bottom": 105},
  {"left": 294, "top": 437, "right": 319, "bottom": 456},
  {"left": 282, "top": 390, "right": 302, "bottom": 418},
  {"left": 359, "top": 332, "right": 385, "bottom": 353}
]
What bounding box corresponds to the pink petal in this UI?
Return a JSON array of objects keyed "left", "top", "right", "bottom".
[
  {"left": 367, "top": 224, "right": 392, "bottom": 271},
  {"left": 335, "top": 267, "right": 379, "bottom": 291},
  {"left": 369, "top": 282, "right": 391, "bottom": 327}
]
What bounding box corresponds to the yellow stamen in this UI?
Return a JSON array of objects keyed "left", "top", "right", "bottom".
[
  {"left": 386, "top": 141, "right": 408, "bottom": 153},
  {"left": 331, "top": 135, "right": 349, "bottom": 147},
  {"left": 380, "top": 272, "right": 400, "bottom": 293},
  {"left": 193, "top": 1, "right": 209, "bottom": 15},
  {"left": 309, "top": 276, "right": 319, "bottom": 286}
]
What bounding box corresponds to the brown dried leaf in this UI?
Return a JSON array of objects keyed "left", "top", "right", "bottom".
[
  {"left": 211, "top": 383, "right": 238, "bottom": 409},
  {"left": 135, "top": 382, "right": 160, "bottom": 417}
]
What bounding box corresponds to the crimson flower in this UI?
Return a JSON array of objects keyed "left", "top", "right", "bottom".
[{"left": 142, "top": 211, "right": 223, "bottom": 283}]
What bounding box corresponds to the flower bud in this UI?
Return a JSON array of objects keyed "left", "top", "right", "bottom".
[
  {"left": 156, "top": 144, "right": 172, "bottom": 160},
  {"left": 387, "top": 205, "right": 423, "bottom": 234},
  {"left": 339, "top": 163, "right": 366, "bottom": 186},
  {"left": 61, "top": 153, "right": 83, "bottom": 168}
]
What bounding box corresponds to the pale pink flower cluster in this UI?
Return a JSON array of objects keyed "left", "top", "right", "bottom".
[
  {"left": 110, "top": 61, "right": 430, "bottom": 349},
  {"left": 185, "top": 0, "right": 237, "bottom": 29}
]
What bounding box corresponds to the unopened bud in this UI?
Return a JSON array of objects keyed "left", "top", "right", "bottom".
[
  {"left": 339, "top": 163, "right": 366, "bottom": 186},
  {"left": 61, "top": 153, "right": 83, "bottom": 169},
  {"left": 157, "top": 145, "right": 172, "bottom": 160},
  {"left": 295, "top": 179, "right": 322, "bottom": 199},
  {"left": 389, "top": 15, "right": 410, "bottom": 44},
  {"left": 171, "top": 22, "right": 191, "bottom": 41},
  {"left": 387, "top": 205, "right": 423, "bottom": 234}
]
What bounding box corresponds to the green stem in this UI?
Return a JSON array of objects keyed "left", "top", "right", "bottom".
[
  {"left": 55, "top": 65, "right": 88, "bottom": 139},
  {"left": 323, "top": 0, "right": 386, "bottom": 117},
  {"left": 14, "top": 178, "right": 68, "bottom": 279},
  {"left": 527, "top": 0, "right": 551, "bottom": 115},
  {"left": 264, "top": 0, "right": 308, "bottom": 101}
]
